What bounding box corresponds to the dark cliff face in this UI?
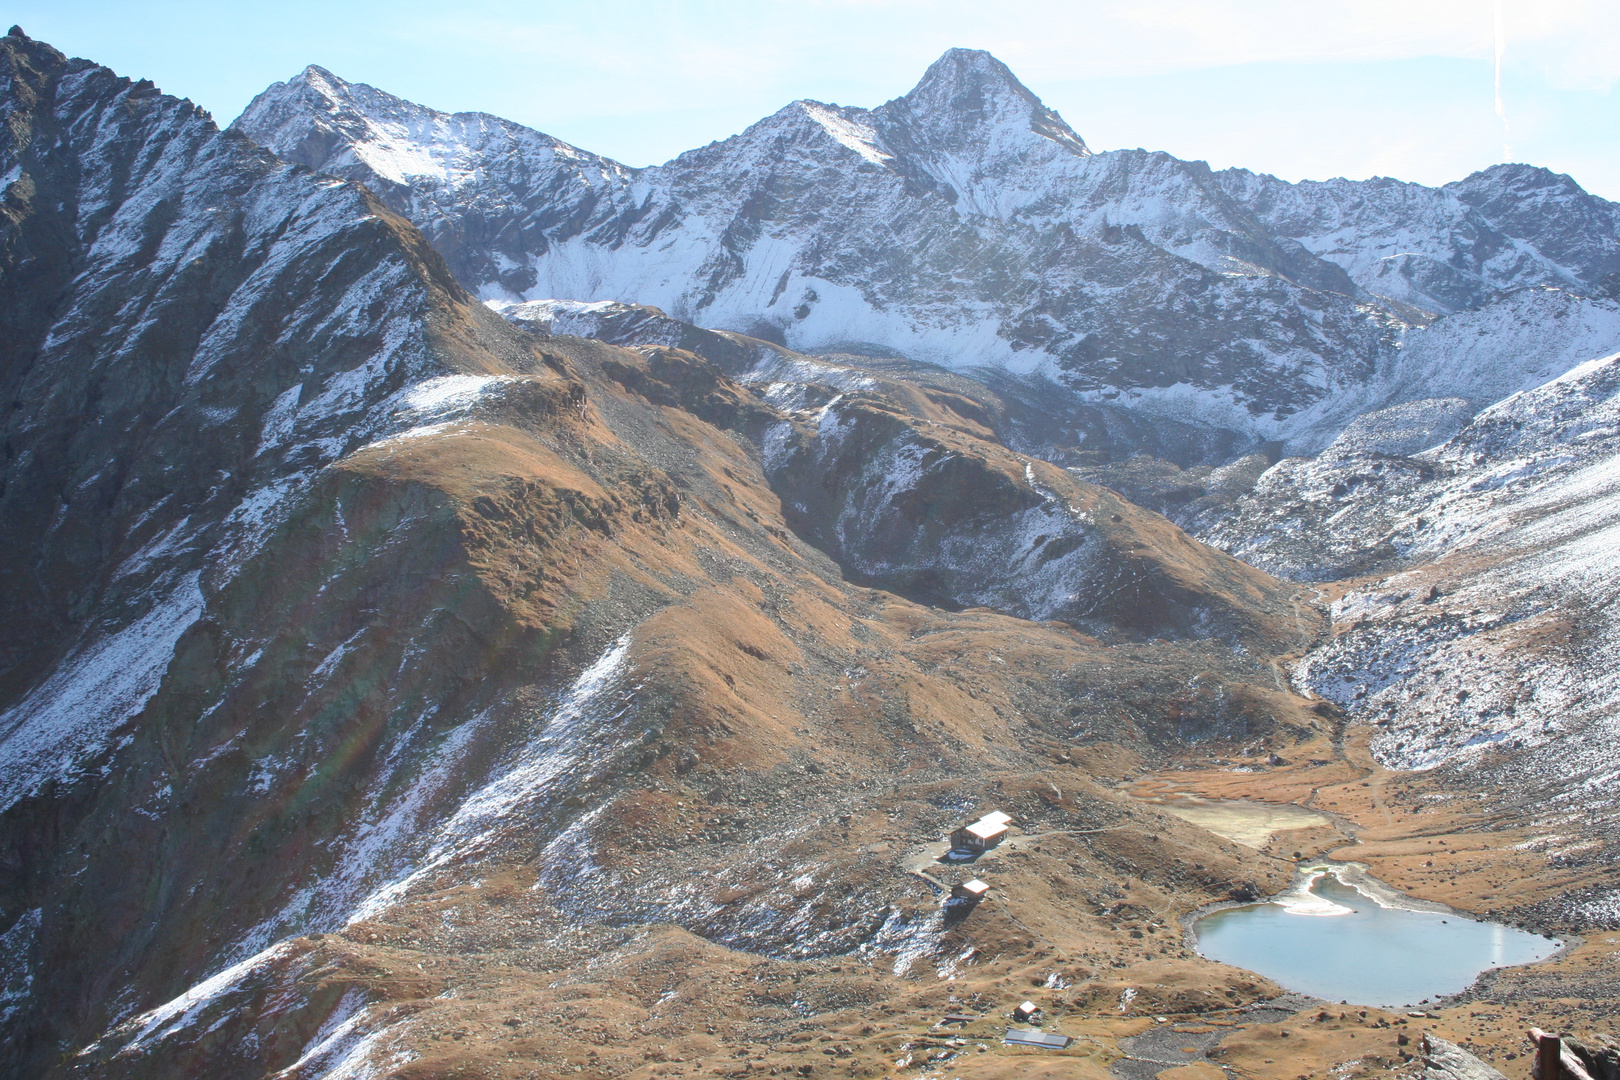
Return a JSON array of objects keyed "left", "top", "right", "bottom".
[
  {"left": 760, "top": 394, "right": 1302, "bottom": 648},
  {"left": 0, "top": 26, "right": 578, "bottom": 1076},
  {"left": 0, "top": 29, "right": 497, "bottom": 711}
]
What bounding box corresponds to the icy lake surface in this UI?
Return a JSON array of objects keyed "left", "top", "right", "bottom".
[{"left": 1194, "top": 868, "right": 1560, "bottom": 1008}]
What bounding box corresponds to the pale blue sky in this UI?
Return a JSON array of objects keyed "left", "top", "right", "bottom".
[{"left": 12, "top": 1, "right": 1619, "bottom": 199}]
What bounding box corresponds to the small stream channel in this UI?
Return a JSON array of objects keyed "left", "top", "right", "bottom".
[{"left": 1193, "top": 862, "right": 1562, "bottom": 1009}]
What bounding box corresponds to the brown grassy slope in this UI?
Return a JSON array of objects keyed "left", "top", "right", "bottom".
[{"left": 65, "top": 327, "right": 1342, "bottom": 1079}]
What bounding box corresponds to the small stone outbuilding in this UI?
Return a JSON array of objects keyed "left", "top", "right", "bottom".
[{"left": 951, "top": 879, "right": 990, "bottom": 901}]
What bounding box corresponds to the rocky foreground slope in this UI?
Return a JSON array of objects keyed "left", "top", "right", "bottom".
[{"left": 0, "top": 29, "right": 1331, "bottom": 1080}]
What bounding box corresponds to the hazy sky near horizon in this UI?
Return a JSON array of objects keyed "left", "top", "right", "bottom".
[{"left": 13, "top": 0, "right": 1620, "bottom": 199}]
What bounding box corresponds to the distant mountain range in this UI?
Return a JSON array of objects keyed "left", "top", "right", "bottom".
[{"left": 235, "top": 50, "right": 1620, "bottom": 456}]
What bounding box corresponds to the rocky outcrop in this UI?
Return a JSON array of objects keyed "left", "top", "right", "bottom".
[
  {"left": 1255, "top": 352, "right": 1620, "bottom": 863},
  {"left": 1424, "top": 1033, "right": 1509, "bottom": 1080},
  {"left": 497, "top": 298, "right": 773, "bottom": 375},
  {"left": 763, "top": 392, "right": 1303, "bottom": 646}
]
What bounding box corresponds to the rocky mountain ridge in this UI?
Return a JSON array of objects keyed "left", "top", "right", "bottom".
[
  {"left": 235, "top": 50, "right": 1620, "bottom": 458},
  {"left": 0, "top": 29, "right": 1323, "bottom": 1080}
]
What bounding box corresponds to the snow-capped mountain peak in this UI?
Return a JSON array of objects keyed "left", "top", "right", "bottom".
[
  {"left": 884, "top": 47, "right": 1090, "bottom": 159},
  {"left": 232, "top": 65, "right": 637, "bottom": 297},
  {"left": 1445, "top": 163, "right": 1620, "bottom": 292},
  {"left": 235, "top": 64, "right": 631, "bottom": 190},
  {"left": 232, "top": 47, "right": 1620, "bottom": 459}
]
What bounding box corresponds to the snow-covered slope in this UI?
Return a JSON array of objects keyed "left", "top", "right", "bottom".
[
  {"left": 1189, "top": 347, "right": 1620, "bottom": 809},
  {"left": 232, "top": 64, "right": 637, "bottom": 298},
  {"left": 234, "top": 50, "right": 1403, "bottom": 441},
  {"left": 1265, "top": 287, "right": 1620, "bottom": 453},
  {"left": 1217, "top": 166, "right": 1620, "bottom": 317},
  {"left": 234, "top": 49, "right": 1620, "bottom": 461}
]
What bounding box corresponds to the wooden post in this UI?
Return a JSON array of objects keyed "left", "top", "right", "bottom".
[
  {"left": 1527, "top": 1027, "right": 1599, "bottom": 1080},
  {"left": 1531, "top": 1028, "right": 1561, "bottom": 1080}
]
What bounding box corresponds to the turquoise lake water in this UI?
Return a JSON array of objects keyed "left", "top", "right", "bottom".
[{"left": 1194, "top": 872, "right": 1561, "bottom": 1008}]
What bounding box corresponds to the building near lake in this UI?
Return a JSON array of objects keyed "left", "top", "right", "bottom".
[{"left": 950, "top": 810, "right": 1012, "bottom": 854}]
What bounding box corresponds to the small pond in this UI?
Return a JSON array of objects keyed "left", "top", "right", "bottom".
[{"left": 1194, "top": 865, "right": 1561, "bottom": 1008}]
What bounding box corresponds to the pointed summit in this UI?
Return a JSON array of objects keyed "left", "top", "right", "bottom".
[
  {"left": 888, "top": 48, "right": 1089, "bottom": 158},
  {"left": 906, "top": 48, "right": 1029, "bottom": 103},
  {"left": 294, "top": 63, "right": 351, "bottom": 98},
  {"left": 229, "top": 63, "right": 390, "bottom": 175}
]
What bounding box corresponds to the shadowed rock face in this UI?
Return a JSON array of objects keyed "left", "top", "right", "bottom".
[
  {"left": 0, "top": 25, "right": 595, "bottom": 1076},
  {"left": 0, "top": 27, "right": 478, "bottom": 763},
  {"left": 0, "top": 26, "right": 646, "bottom": 1076},
  {"left": 760, "top": 392, "right": 1301, "bottom": 647}
]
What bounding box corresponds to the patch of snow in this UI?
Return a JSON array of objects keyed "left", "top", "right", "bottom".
[
  {"left": 114, "top": 941, "right": 296, "bottom": 1055},
  {"left": 267, "top": 988, "right": 412, "bottom": 1080},
  {"left": 232, "top": 707, "right": 491, "bottom": 958},
  {"left": 0, "top": 908, "right": 42, "bottom": 1025},
  {"left": 862, "top": 904, "right": 947, "bottom": 977},
  {"left": 257, "top": 385, "right": 305, "bottom": 456},
  {"left": 799, "top": 102, "right": 893, "bottom": 167},
  {"left": 348, "top": 636, "right": 633, "bottom": 921},
  {"left": 396, "top": 374, "right": 520, "bottom": 423},
  {"left": 113, "top": 516, "right": 195, "bottom": 581},
  {"left": 0, "top": 573, "right": 205, "bottom": 811}
]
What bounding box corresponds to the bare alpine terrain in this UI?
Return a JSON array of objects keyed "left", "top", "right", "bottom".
[{"left": 1, "top": 25, "right": 1618, "bottom": 1080}]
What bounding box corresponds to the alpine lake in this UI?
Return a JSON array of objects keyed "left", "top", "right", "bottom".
[
  {"left": 1145, "top": 794, "right": 1562, "bottom": 1008},
  {"left": 1194, "top": 865, "right": 1561, "bottom": 1008}
]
